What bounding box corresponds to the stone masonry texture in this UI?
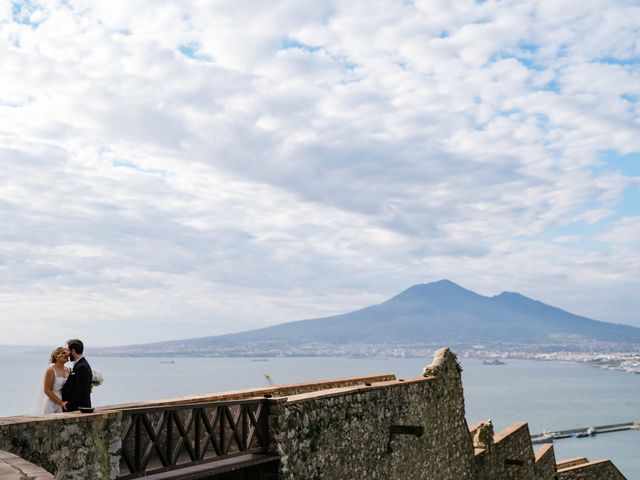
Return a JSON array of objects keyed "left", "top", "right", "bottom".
[
  {"left": 271, "top": 347, "right": 475, "bottom": 480},
  {"left": 558, "top": 460, "right": 626, "bottom": 480},
  {"left": 0, "top": 412, "right": 121, "bottom": 480},
  {"left": 534, "top": 444, "right": 557, "bottom": 480},
  {"left": 268, "top": 348, "right": 627, "bottom": 480}
]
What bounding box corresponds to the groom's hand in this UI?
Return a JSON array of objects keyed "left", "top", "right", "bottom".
[{"left": 62, "top": 401, "right": 68, "bottom": 411}]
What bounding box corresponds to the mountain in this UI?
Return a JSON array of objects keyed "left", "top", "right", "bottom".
[{"left": 113, "top": 280, "right": 640, "bottom": 354}]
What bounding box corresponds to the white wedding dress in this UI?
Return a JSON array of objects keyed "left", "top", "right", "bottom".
[{"left": 40, "top": 368, "right": 67, "bottom": 414}]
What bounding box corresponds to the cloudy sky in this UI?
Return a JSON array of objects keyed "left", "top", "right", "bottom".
[{"left": 1, "top": 0, "right": 639, "bottom": 346}]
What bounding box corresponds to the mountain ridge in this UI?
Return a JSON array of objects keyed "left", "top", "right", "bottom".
[{"left": 106, "top": 280, "right": 640, "bottom": 354}]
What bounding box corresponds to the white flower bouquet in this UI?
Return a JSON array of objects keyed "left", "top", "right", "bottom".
[{"left": 91, "top": 370, "right": 104, "bottom": 387}]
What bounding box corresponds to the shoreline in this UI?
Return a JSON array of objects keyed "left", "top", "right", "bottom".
[
  {"left": 469, "top": 351, "right": 640, "bottom": 375},
  {"left": 88, "top": 349, "right": 640, "bottom": 375}
]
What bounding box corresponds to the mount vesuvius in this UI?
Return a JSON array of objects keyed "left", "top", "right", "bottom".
[{"left": 111, "top": 280, "right": 640, "bottom": 354}]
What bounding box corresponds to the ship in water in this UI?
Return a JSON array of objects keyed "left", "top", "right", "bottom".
[
  {"left": 533, "top": 431, "right": 556, "bottom": 444},
  {"left": 483, "top": 359, "right": 506, "bottom": 365},
  {"left": 574, "top": 427, "right": 597, "bottom": 438}
]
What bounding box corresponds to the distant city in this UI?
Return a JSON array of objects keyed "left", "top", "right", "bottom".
[{"left": 96, "top": 340, "right": 640, "bottom": 375}]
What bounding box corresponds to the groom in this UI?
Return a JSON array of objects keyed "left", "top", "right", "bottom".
[{"left": 62, "top": 338, "right": 92, "bottom": 411}]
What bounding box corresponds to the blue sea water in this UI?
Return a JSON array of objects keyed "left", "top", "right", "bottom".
[{"left": 2, "top": 352, "right": 639, "bottom": 478}]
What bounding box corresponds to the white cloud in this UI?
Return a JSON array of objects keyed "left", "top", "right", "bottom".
[{"left": 1, "top": 0, "right": 639, "bottom": 345}]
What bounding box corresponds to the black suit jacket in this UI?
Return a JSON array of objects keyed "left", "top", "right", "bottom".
[{"left": 61, "top": 357, "right": 92, "bottom": 411}]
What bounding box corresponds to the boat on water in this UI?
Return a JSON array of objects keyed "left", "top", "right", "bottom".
[
  {"left": 482, "top": 359, "right": 506, "bottom": 365},
  {"left": 574, "top": 427, "right": 597, "bottom": 438},
  {"left": 532, "top": 432, "right": 555, "bottom": 444},
  {"left": 250, "top": 358, "right": 269, "bottom": 362}
]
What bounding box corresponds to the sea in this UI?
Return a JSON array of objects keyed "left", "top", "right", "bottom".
[{"left": 2, "top": 351, "right": 639, "bottom": 479}]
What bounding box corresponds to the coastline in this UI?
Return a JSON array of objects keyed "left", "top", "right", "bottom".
[{"left": 470, "top": 351, "right": 640, "bottom": 375}]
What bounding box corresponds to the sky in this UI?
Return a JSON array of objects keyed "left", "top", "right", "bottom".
[{"left": 1, "top": 0, "right": 639, "bottom": 347}]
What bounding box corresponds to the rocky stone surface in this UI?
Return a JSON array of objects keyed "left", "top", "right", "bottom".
[
  {"left": 474, "top": 422, "right": 538, "bottom": 480},
  {"left": 534, "top": 444, "right": 557, "bottom": 480},
  {"left": 271, "top": 348, "right": 474, "bottom": 480},
  {"left": 557, "top": 459, "right": 626, "bottom": 479},
  {"left": 267, "top": 348, "right": 627, "bottom": 480},
  {"left": 471, "top": 421, "right": 494, "bottom": 450}
]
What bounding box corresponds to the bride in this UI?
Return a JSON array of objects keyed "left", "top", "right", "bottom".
[{"left": 39, "top": 347, "right": 70, "bottom": 414}]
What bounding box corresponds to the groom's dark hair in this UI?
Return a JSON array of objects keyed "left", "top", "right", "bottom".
[{"left": 67, "top": 338, "right": 84, "bottom": 354}]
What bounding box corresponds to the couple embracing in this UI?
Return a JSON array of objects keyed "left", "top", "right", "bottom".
[{"left": 40, "top": 338, "right": 92, "bottom": 414}]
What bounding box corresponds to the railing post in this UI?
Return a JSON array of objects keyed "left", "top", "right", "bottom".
[
  {"left": 219, "top": 405, "right": 226, "bottom": 455},
  {"left": 166, "top": 411, "right": 173, "bottom": 465},
  {"left": 194, "top": 408, "right": 202, "bottom": 459},
  {"left": 134, "top": 414, "right": 141, "bottom": 473},
  {"left": 242, "top": 405, "right": 249, "bottom": 450}
]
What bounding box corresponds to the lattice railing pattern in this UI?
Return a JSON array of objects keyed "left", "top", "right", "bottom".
[{"left": 117, "top": 399, "right": 270, "bottom": 479}]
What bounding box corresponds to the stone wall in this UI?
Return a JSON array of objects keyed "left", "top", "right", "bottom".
[
  {"left": 557, "top": 458, "right": 589, "bottom": 470},
  {"left": 534, "top": 444, "right": 557, "bottom": 480},
  {"left": 474, "top": 422, "right": 540, "bottom": 480},
  {"left": 0, "top": 412, "right": 121, "bottom": 480},
  {"left": 270, "top": 348, "right": 474, "bottom": 480},
  {"left": 266, "top": 348, "right": 627, "bottom": 480},
  {"left": 557, "top": 459, "right": 626, "bottom": 480}
]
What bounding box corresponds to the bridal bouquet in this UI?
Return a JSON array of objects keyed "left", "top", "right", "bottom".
[{"left": 92, "top": 370, "right": 104, "bottom": 387}]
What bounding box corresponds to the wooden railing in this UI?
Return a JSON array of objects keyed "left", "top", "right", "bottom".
[{"left": 117, "top": 398, "right": 272, "bottom": 479}]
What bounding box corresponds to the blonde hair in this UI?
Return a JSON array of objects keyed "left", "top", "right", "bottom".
[{"left": 49, "top": 347, "right": 66, "bottom": 364}]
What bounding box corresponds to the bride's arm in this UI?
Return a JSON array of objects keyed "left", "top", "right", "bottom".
[{"left": 43, "top": 368, "right": 64, "bottom": 408}]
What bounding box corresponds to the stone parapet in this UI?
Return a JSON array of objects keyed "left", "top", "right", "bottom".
[
  {"left": 534, "top": 444, "right": 557, "bottom": 480},
  {"left": 473, "top": 422, "right": 538, "bottom": 480},
  {"left": 100, "top": 374, "right": 397, "bottom": 411},
  {"left": 0, "top": 412, "right": 121, "bottom": 480},
  {"left": 557, "top": 457, "right": 589, "bottom": 469},
  {"left": 271, "top": 347, "right": 474, "bottom": 480},
  {"left": 557, "top": 459, "right": 627, "bottom": 480}
]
